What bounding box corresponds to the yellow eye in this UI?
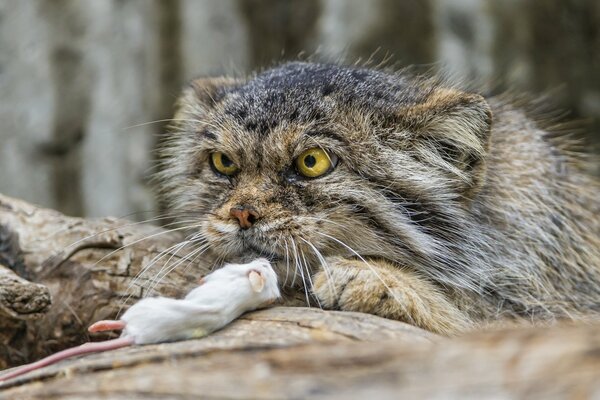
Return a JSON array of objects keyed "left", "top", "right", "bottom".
[
  {"left": 210, "top": 152, "right": 238, "bottom": 176},
  {"left": 295, "top": 148, "right": 336, "bottom": 178}
]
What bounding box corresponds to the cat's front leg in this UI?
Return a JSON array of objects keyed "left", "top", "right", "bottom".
[{"left": 312, "top": 257, "right": 473, "bottom": 335}]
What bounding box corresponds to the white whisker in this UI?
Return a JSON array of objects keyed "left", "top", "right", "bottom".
[
  {"left": 300, "top": 237, "right": 335, "bottom": 305},
  {"left": 146, "top": 242, "right": 211, "bottom": 297},
  {"left": 92, "top": 224, "right": 203, "bottom": 269},
  {"left": 316, "top": 231, "right": 403, "bottom": 307},
  {"left": 290, "top": 237, "right": 310, "bottom": 306},
  {"left": 299, "top": 245, "right": 321, "bottom": 308}
]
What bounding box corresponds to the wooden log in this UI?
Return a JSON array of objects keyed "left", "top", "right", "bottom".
[
  {"left": 0, "top": 193, "right": 201, "bottom": 369},
  {"left": 0, "top": 193, "right": 599, "bottom": 398},
  {"left": 0, "top": 192, "right": 307, "bottom": 368}
]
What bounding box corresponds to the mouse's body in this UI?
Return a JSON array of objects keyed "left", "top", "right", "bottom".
[
  {"left": 0, "top": 258, "right": 280, "bottom": 382},
  {"left": 120, "top": 258, "right": 280, "bottom": 344}
]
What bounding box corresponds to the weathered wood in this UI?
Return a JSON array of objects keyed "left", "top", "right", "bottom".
[
  {"left": 0, "top": 264, "right": 50, "bottom": 321},
  {"left": 0, "top": 193, "right": 197, "bottom": 369},
  {"left": 0, "top": 193, "right": 599, "bottom": 399},
  {"left": 0, "top": 262, "right": 52, "bottom": 371},
  {"left": 0, "top": 192, "right": 307, "bottom": 369},
  {"left": 1, "top": 311, "right": 599, "bottom": 399}
]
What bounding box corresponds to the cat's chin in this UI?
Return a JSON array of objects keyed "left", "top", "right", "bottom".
[
  {"left": 233, "top": 254, "right": 279, "bottom": 264},
  {"left": 215, "top": 240, "right": 283, "bottom": 264}
]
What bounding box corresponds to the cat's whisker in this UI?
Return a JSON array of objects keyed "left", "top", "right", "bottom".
[
  {"left": 91, "top": 223, "right": 204, "bottom": 271},
  {"left": 300, "top": 237, "right": 335, "bottom": 305},
  {"left": 298, "top": 245, "right": 321, "bottom": 308},
  {"left": 144, "top": 237, "right": 198, "bottom": 296},
  {"left": 181, "top": 240, "right": 213, "bottom": 276},
  {"left": 269, "top": 234, "right": 283, "bottom": 262},
  {"left": 289, "top": 239, "right": 298, "bottom": 288},
  {"left": 39, "top": 210, "right": 199, "bottom": 246},
  {"left": 146, "top": 242, "right": 211, "bottom": 297},
  {"left": 290, "top": 237, "right": 310, "bottom": 306},
  {"left": 164, "top": 118, "right": 228, "bottom": 136},
  {"left": 131, "top": 227, "right": 207, "bottom": 284},
  {"left": 124, "top": 118, "right": 210, "bottom": 130},
  {"left": 315, "top": 231, "right": 404, "bottom": 307},
  {"left": 283, "top": 238, "right": 291, "bottom": 287},
  {"left": 131, "top": 240, "right": 191, "bottom": 290},
  {"left": 116, "top": 227, "right": 207, "bottom": 312},
  {"left": 298, "top": 248, "right": 315, "bottom": 307},
  {"left": 118, "top": 238, "right": 198, "bottom": 317},
  {"left": 63, "top": 216, "right": 201, "bottom": 252},
  {"left": 209, "top": 255, "right": 222, "bottom": 273},
  {"left": 148, "top": 237, "right": 210, "bottom": 289}
]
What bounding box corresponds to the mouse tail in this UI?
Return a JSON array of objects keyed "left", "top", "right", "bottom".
[{"left": 0, "top": 337, "right": 134, "bottom": 382}]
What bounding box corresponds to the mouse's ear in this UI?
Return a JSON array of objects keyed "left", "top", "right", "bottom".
[{"left": 248, "top": 270, "right": 265, "bottom": 293}]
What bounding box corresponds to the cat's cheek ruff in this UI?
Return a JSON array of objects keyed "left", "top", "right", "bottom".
[{"left": 209, "top": 220, "right": 240, "bottom": 234}]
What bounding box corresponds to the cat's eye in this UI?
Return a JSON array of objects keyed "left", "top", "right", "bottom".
[
  {"left": 295, "top": 148, "right": 337, "bottom": 178},
  {"left": 210, "top": 152, "right": 238, "bottom": 176}
]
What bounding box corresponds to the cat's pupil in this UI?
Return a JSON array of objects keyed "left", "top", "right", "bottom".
[
  {"left": 304, "top": 155, "right": 317, "bottom": 168},
  {"left": 221, "top": 154, "right": 233, "bottom": 167}
]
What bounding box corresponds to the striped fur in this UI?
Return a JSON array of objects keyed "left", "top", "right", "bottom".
[{"left": 157, "top": 62, "right": 600, "bottom": 334}]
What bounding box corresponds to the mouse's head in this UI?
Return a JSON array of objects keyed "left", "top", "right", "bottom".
[
  {"left": 159, "top": 62, "right": 491, "bottom": 288},
  {"left": 218, "top": 258, "right": 280, "bottom": 305},
  {"left": 245, "top": 258, "right": 281, "bottom": 303}
]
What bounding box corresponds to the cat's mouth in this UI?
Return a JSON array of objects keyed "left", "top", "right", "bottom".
[
  {"left": 241, "top": 240, "right": 282, "bottom": 262},
  {"left": 206, "top": 219, "right": 285, "bottom": 262}
]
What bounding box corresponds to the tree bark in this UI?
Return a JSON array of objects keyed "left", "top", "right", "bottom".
[{"left": 0, "top": 193, "right": 598, "bottom": 399}]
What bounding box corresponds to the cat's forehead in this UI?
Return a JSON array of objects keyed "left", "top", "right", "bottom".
[
  {"left": 215, "top": 62, "right": 427, "bottom": 137},
  {"left": 207, "top": 116, "right": 329, "bottom": 168}
]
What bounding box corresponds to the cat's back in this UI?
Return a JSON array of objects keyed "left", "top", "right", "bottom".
[{"left": 472, "top": 98, "right": 600, "bottom": 315}]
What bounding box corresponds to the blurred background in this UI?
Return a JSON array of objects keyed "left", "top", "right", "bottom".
[{"left": 0, "top": 0, "right": 598, "bottom": 220}]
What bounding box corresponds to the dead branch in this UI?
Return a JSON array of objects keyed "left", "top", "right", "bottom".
[{"left": 0, "top": 193, "right": 598, "bottom": 399}]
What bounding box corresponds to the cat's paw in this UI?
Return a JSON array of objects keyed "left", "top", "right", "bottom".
[
  {"left": 311, "top": 257, "right": 396, "bottom": 315},
  {"left": 312, "top": 257, "right": 473, "bottom": 335}
]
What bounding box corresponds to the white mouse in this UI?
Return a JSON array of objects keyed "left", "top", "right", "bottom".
[
  {"left": 115, "top": 257, "right": 280, "bottom": 344},
  {"left": 0, "top": 258, "right": 280, "bottom": 382}
]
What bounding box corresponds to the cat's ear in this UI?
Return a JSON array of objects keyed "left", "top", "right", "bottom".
[
  {"left": 398, "top": 88, "right": 492, "bottom": 198},
  {"left": 174, "top": 77, "right": 243, "bottom": 120}
]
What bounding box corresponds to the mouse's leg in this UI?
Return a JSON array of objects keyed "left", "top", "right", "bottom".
[
  {"left": 311, "top": 257, "right": 473, "bottom": 335},
  {"left": 88, "top": 320, "right": 126, "bottom": 333}
]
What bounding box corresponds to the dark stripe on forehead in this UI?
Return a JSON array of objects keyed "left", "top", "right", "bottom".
[
  {"left": 244, "top": 119, "right": 280, "bottom": 136},
  {"left": 200, "top": 128, "right": 217, "bottom": 140}
]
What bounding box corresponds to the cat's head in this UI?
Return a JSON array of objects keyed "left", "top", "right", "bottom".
[{"left": 158, "top": 62, "right": 491, "bottom": 287}]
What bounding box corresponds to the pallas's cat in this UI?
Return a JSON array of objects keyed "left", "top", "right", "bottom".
[{"left": 158, "top": 62, "right": 600, "bottom": 334}]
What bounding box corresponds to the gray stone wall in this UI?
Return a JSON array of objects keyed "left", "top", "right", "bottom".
[{"left": 0, "top": 0, "right": 598, "bottom": 219}]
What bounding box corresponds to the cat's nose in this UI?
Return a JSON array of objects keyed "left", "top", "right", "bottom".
[{"left": 229, "top": 205, "right": 260, "bottom": 229}]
